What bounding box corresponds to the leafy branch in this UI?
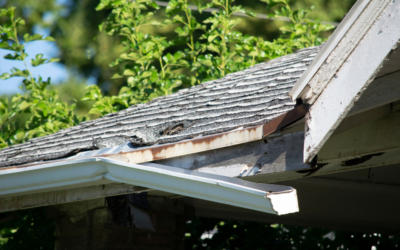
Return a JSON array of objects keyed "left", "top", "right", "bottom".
[
  {"left": 0, "top": 7, "right": 82, "bottom": 148},
  {"left": 85, "top": 0, "right": 335, "bottom": 117}
]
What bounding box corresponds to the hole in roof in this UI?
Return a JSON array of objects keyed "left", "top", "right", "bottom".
[{"left": 160, "top": 123, "right": 185, "bottom": 136}]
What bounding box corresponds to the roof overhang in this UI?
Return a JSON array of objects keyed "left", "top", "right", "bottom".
[
  {"left": 288, "top": 0, "right": 372, "bottom": 100},
  {"left": 0, "top": 104, "right": 307, "bottom": 170},
  {"left": 288, "top": 0, "right": 400, "bottom": 162},
  {"left": 0, "top": 157, "right": 299, "bottom": 215}
]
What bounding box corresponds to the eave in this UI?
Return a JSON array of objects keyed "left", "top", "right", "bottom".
[
  {"left": 288, "top": 0, "right": 400, "bottom": 162},
  {"left": 0, "top": 104, "right": 307, "bottom": 171},
  {"left": 0, "top": 157, "right": 298, "bottom": 215}
]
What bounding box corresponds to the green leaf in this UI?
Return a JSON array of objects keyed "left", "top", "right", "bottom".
[
  {"left": 201, "top": 59, "right": 213, "bottom": 67},
  {"left": 82, "top": 85, "right": 103, "bottom": 101},
  {"left": 234, "top": 56, "right": 244, "bottom": 63},
  {"left": 279, "top": 26, "right": 293, "bottom": 33},
  {"left": 144, "top": 88, "right": 154, "bottom": 95},
  {"left": 10, "top": 68, "right": 30, "bottom": 78},
  {"left": 31, "top": 54, "right": 47, "bottom": 67},
  {"left": 150, "top": 71, "right": 158, "bottom": 82},
  {"left": 245, "top": 10, "right": 257, "bottom": 17},
  {"left": 193, "top": 62, "right": 201, "bottom": 67},
  {"left": 48, "top": 58, "right": 60, "bottom": 63},
  {"left": 0, "top": 73, "right": 11, "bottom": 80},
  {"left": 44, "top": 36, "right": 56, "bottom": 42},
  {"left": 177, "top": 59, "right": 189, "bottom": 67},
  {"left": 23, "top": 33, "right": 43, "bottom": 43},
  {"left": 123, "top": 69, "right": 135, "bottom": 76},
  {"left": 127, "top": 76, "right": 135, "bottom": 86},
  {"left": 207, "top": 44, "right": 220, "bottom": 53},
  {"left": 19, "top": 101, "right": 31, "bottom": 110},
  {"left": 4, "top": 52, "right": 27, "bottom": 60},
  {"left": 111, "top": 73, "right": 123, "bottom": 79},
  {"left": 208, "top": 34, "right": 218, "bottom": 42},
  {"left": 147, "top": 1, "right": 160, "bottom": 9},
  {"left": 142, "top": 71, "right": 152, "bottom": 78},
  {"left": 173, "top": 15, "right": 185, "bottom": 23}
]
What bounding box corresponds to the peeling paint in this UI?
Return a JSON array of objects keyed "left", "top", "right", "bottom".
[
  {"left": 106, "top": 125, "right": 263, "bottom": 164},
  {"left": 0, "top": 106, "right": 307, "bottom": 171}
]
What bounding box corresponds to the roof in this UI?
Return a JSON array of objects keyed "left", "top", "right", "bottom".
[
  {"left": 286, "top": 0, "right": 400, "bottom": 162},
  {"left": 0, "top": 45, "right": 322, "bottom": 168},
  {"left": 289, "top": 0, "right": 397, "bottom": 103},
  {"left": 288, "top": 0, "right": 372, "bottom": 100}
]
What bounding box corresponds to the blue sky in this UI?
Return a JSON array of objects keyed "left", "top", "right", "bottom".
[
  {"left": 0, "top": 0, "right": 72, "bottom": 95},
  {"left": 0, "top": 40, "right": 70, "bottom": 95}
]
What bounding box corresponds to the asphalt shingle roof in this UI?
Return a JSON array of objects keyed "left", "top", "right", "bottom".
[{"left": 0, "top": 45, "right": 322, "bottom": 168}]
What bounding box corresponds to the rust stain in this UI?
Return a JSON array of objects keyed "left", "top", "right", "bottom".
[
  {"left": 1, "top": 106, "right": 306, "bottom": 170},
  {"left": 106, "top": 125, "right": 263, "bottom": 163},
  {"left": 263, "top": 104, "right": 307, "bottom": 137}
]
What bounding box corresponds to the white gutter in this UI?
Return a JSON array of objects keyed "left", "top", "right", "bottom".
[
  {"left": 288, "top": 0, "right": 370, "bottom": 100},
  {"left": 0, "top": 157, "right": 298, "bottom": 215}
]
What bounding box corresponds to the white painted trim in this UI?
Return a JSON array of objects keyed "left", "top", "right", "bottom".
[
  {"left": 303, "top": 1, "right": 400, "bottom": 162},
  {"left": 288, "top": 0, "right": 371, "bottom": 100},
  {"left": 0, "top": 157, "right": 298, "bottom": 215}
]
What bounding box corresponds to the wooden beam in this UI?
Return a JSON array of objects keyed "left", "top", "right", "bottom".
[
  {"left": 318, "top": 102, "right": 400, "bottom": 163},
  {"left": 303, "top": 1, "right": 400, "bottom": 162},
  {"left": 156, "top": 132, "right": 310, "bottom": 180},
  {"left": 292, "top": 0, "right": 391, "bottom": 103},
  {"left": 0, "top": 184, "right": 150, "bottom": 213},
  {"left": 157, "top": 110, "right": 400, "bottom": 183},
  {"left": 189, "top": 166, "right": 400, "bottom": 235},
  {"left": 348, "top": 70, "right": 400, "bottom": 116},
  {"left": 331, "top": 104, "right": 391, "bottom": 136}
]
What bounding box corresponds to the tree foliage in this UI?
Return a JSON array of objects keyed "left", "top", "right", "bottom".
[
  {"left": 83, "top": 0, "right": 333, "bottom": 116},
  {"left": 1, "top": 1, "right": 398, "bottom": 250},
  {"left": 185, "top": 217, "right": 400, "bottom": 249},
  {"left": 0, "top": 7, "right": 83, "bottom": 148},
  {"left": 0, "top": 208, "right": 55, "bottom": 250}
]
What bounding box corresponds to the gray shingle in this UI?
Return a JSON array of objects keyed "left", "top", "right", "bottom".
[{"left": 0, "top": 45, "right": 322, "bottom": 168}]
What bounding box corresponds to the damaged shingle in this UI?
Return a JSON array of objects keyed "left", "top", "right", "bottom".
[{"left": 0, "top": 46, "right": 322, "bottom": 168}]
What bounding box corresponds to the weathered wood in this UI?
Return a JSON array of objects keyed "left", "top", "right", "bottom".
[
  {"left": 289, "top": 0, "right": 372, "bottom": 99},
  {"left": 190, "top": 164, "right": 400, "bottom": 235},
  {"left": 281, "top": 104, "right": 392, "bottom": 137},
  {"left": 303, "top": 1, "right": 400, "bottom": 162},
  {"left": 156, "top": 117, "right": 400, "bottom": 184},
  {"left": 291, "top": 0, "right": 391, "bottom": 103},
  {"left": 332, "top": 104, "right": 391, "bottom": 136},
  {"left": 0, "top": 184, "right": 150, "bottom": 213},
  {"left": 349, "top": 70, "right": 400, "bottom": 115},
  {"left": 318, "top": 102, "right": 400, "bottom": 163},
  {"left": 156, "top": 132, "right": 310, "bottom": 179}
]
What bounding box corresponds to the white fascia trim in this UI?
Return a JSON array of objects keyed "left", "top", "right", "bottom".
[
  {"left": 289, "top": 0, "right": 371, "bottom": 100},
  {"left": 0, "top": 157, "right": 298, "bottom": 216},
  {"left": 303, "top": 0, "right": 400, "bottom": 162}
]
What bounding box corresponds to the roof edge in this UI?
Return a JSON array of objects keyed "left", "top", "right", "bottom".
[
  {"left": 1, "top": 105, "right": 307, "bottom": 170},
  {"left": 0, "top": 157, "right": 299, "bottom": 215},
  {"left": 289, "top": 0, "right": 371, "bottom": 101}
]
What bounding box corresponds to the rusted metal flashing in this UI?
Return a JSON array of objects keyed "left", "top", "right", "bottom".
[
  {"left": 107, "top": 105, "right": 307, "bottom": 164},
  {"left": 0, "top": 106, "right": 307, "bottom": 170},
  {"left": 262, "top": 104, "right": 307, "bottom": 137},
  {"left": 105, "top": 125, "right": 264, "bottom": 163}
]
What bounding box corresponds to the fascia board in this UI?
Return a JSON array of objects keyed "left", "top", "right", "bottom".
[
  {"left": 0, "top": 157, "right": 299, "bottom": 216},
  {"left": 0, "top": 105, "right": 307, "bottom": 172},
  {"left": 303, "top": 0, "right": 400, "bottom": 162},
  {"left": 289, "top": 0, "right": 371, "bottom": 100}
]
